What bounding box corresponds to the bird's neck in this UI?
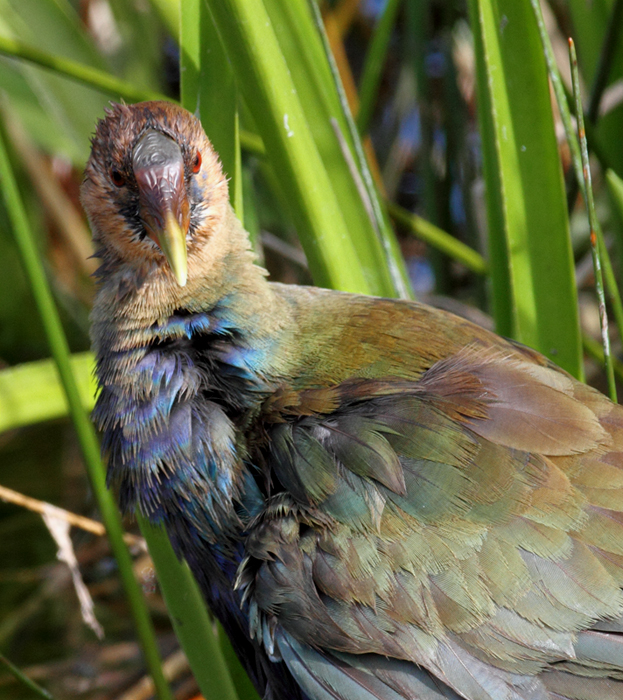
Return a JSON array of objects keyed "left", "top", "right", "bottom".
[{"left": 92, "top": 206, "right": 286, "bottom": 348}]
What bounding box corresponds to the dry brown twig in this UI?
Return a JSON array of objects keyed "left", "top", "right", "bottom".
[{"left": 0, "top": 484, "right": 146, "bottom": 550}]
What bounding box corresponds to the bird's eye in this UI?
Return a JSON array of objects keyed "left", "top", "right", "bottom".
[
  {"left": 192, "top": 151, "right": 202, "bottom": 174},
  {"left": 110, "top": 168, "right": 125, "bottom": 187}
]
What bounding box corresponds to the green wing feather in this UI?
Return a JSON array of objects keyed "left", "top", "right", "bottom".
[{"left": 239, "top": 336, "right": 623, "bottom": 700}]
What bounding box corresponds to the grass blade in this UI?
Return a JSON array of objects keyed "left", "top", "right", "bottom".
[
  {"left": 531, "top": 0, "right": 623, "bottom": 347},
  {"left": 607, "top": 169, "right": 623, "bottom": 225},
  {"left": 388, "top": 203, "right": 488, "bottom": 275},
  {"left": 206, "top": 0, "right": 379, "bottom": 294},
  {"left": 0, "top": 353, "right": 95, "bottom": 433},
  {"left": 587, "top": 0, "right": 623, "bottom": 123},
  {"left": 567, "top": 0, "right": 623, "bottom": 174},
  {"left": 570, "top": 38, "right": 616, "bottom": 401},
  {"left": 467, "top": 0, "right": 582, "bottom": 378},
  {"left": 357, "top": 0, "right": 402, "bottom": 135},
  {"left": 0, "top": 36, "right": 166, "bottom": 103},
  {"left": 138, "top": 519, "right": 241, "bottom": 700},
  {"left": 307, "top": 0, "right": 412, "bottom": 298},
  {"left": 265, "top": 0, "right": 409, "bottom": 296},
  {"left": 181, "top": 0, "right": 243, "bottom": 205},
  {"left": 0, "top": 652, "right": 54, "bottom": 700}
]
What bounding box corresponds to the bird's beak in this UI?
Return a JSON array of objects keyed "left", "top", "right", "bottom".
[{"left": 132, "top": 129, "right": 189, "bottom": 286}]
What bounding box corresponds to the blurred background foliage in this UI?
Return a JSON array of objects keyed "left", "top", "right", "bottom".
[{"left": 1, "top": 0, "right": 623, "bottom": 698}]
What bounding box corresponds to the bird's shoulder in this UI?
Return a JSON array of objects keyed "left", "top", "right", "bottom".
[{"left": 269, "top": 283, "right": 536, "bottom": 387}]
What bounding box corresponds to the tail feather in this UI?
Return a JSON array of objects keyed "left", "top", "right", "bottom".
[
  {"left": 566, "top": 630, "right": 623, "bottom": 678},
  {"left": 591, "top": 613, "right": 623, "bottom": 633},
  {"left": 543, "top": 671, "right": 623, "bottom": 699},
  {"left": 276, "top": 629, "right": 462, "bottom": 700}
]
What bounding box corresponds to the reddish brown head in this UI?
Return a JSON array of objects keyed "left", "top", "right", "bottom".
[{"left": 81, "top": 101, "right": 228, "bottom": 287}]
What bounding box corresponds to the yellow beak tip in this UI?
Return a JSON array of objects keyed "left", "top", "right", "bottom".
[{"left": 159, "top": 211, "right": 188, "bottom": 288}]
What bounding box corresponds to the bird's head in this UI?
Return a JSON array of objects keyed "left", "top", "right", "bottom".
[{"left": 81, "top": 101, "right": 229, "bottom": 288}]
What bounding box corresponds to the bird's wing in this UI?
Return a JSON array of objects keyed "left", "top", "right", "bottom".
[{"left": 239, "top": 347, "right": 623, "bottom": 700}]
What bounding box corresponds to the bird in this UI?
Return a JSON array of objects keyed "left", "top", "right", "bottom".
[{"left": 83, "top": 100, "right": 623, "bottom": 700}]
